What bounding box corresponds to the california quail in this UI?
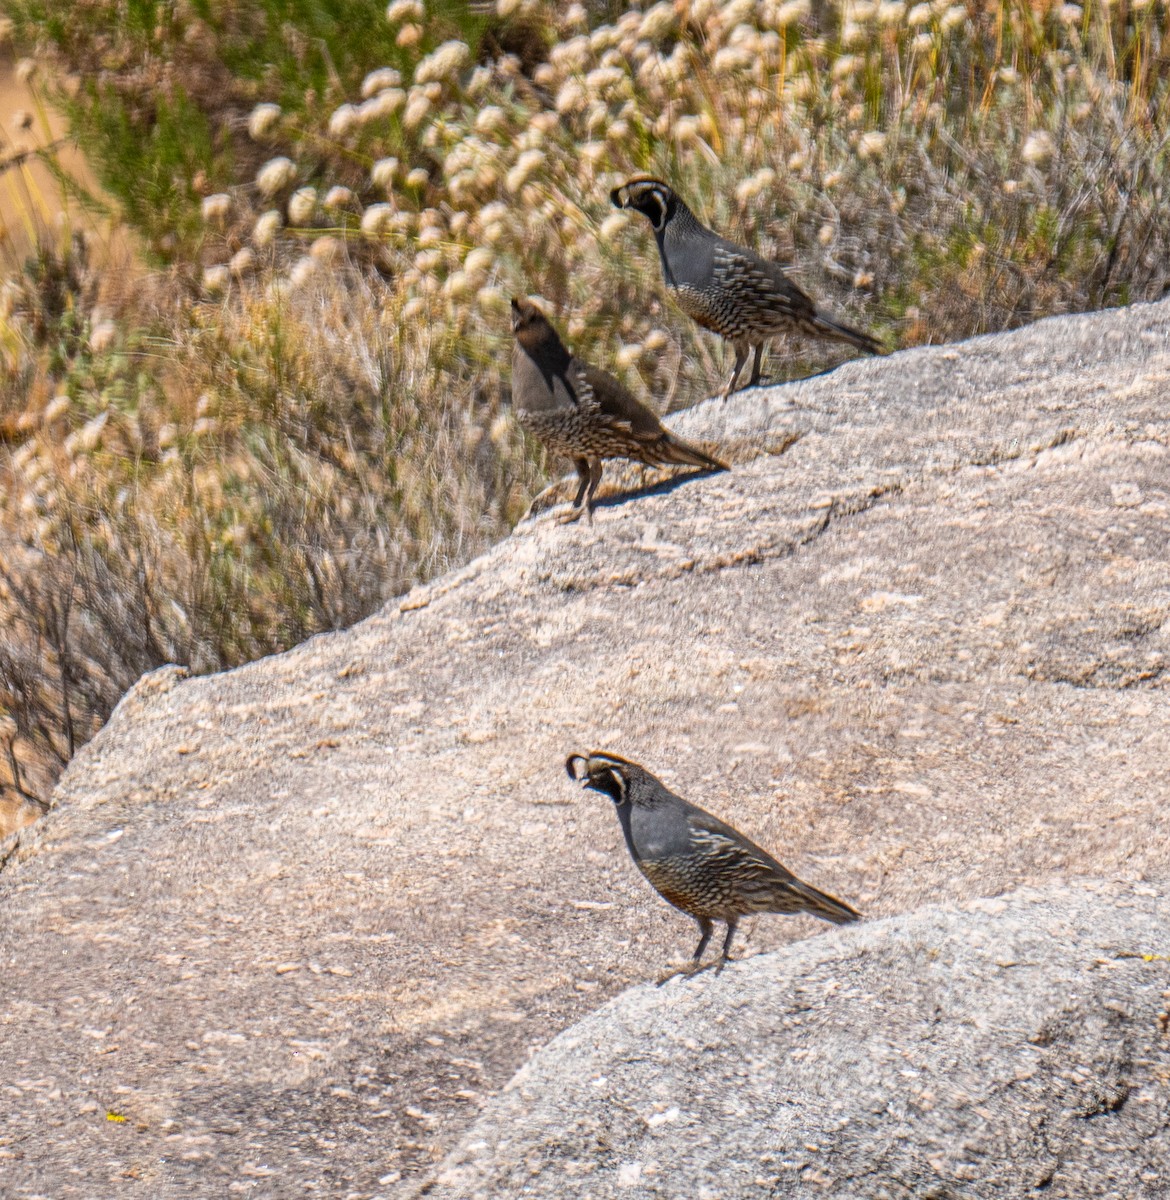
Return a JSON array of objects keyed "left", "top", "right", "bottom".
[
  {"left": 610, "top": 176, "right": 883, "bottom": 399},
  {"left": 566, "top": 750, "right": 860, "bottom": 982},
  {"left": 510, "top": 297, "right": 727, "bottom": 523}
]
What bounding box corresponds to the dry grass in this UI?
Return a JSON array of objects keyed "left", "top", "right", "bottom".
[
  {"left": 2, "top": 0, "right": 1169, "bottom": 826},
  {"left": 195, "top": 0, "right": 1170, "bottom": 390},
  {"left": 0, "top": 242, "right": 539, "bottom": 827}
]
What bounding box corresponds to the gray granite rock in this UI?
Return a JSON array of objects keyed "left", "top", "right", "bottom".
[
  {"left": 426, "top": 883, "right": 1170, "bottom": 1200},
  {"left": 1, "top": 299, "right": 1169, "bottom": 1197}
]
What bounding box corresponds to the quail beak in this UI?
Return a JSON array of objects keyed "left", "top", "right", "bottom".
[
  {"left": 609, "top": 184, "right": 629, "bottom": 209},
  {"left": 510, "top": 297, "right": 523, "bottom": 333}
]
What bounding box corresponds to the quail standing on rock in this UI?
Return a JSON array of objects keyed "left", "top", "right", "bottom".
[
  {"left": 610, "top": 176, "right": 882, "bottom": 399},
  {"left": 566, "top": 751, "right": 860, "bottom": 981},
  {"left": 510, "top": 297, "right": 727, "bottom": 523}
]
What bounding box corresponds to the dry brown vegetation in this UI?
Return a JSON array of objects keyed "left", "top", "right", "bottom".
[
  {"left": 0, "top": 245, "right": 539, "bottom": 829},
  {"left": 2, "top": 0, "right": 1169, "bottom": 830}
]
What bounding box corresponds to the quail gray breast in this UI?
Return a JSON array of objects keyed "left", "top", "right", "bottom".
[
  {"left": 610, "top": 176, "right": 883, "bottom": 400},
  {"left": 567, "top": 750, "right": 860, "bottom": 982},
  {"left": 510, "top": 297, "right": 727, "bottom": 523}
]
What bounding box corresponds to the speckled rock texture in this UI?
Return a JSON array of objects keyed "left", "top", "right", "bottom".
[
  {"left": 1, "top": 298, "right": 1169, "bottom": 1198},
  {"left": 426, "top": 883, "right": 1170, "bottom": 1200}
]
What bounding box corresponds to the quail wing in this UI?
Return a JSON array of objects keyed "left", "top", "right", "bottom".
[
  {"left": 684, "top": 804, "right": 860, "bottom": 923},
  {"left": 711, "top": 240, "right": 819, "bottom": 325},
  {"left": 574, "top": 361, "right": 668, "bottom": 440}
]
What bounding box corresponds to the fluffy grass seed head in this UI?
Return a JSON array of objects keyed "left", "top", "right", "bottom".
[
  {"left": 1022, "top": 130, "right": 1056, "bottom": 167},
  {"left": 253, "top": 210, "right": 282, "bottom": 246},
  {"left": 248, "top": 103, "right": 281, "bottom": 140},
  {"left": 257, "top": 156, "right": 297, "bottom": 197},
  {"left": 362, "top": 67, "right": 402, "bottom": 97},
  {"left": 200, "top": 192, "right": 232, "bottom": 225},
  {"left": 415, "top": 40, "right": 470, "bottom": 85},
  {"left": 287, "top": 187, "right": 318, "bottom": 226}
]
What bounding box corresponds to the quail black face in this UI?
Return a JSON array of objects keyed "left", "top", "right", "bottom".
[
  {"left": 566, "top": 751, "right": 631, "bottom": 805},
  {"left": 610, "top": 177, "right": 675, "bottom": 232}
]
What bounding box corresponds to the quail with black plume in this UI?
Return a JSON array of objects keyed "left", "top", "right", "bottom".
[
  {"left": 610, "top": 176, "right": 883, "bottom": 399},
  {"left": 566, "top": 750, "right": 860, "bottom": 982},
  {"left": 510, "top": 296, "right": 727, "bottom": 523}
]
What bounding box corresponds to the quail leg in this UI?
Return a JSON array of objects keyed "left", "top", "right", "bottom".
[
  {"left": 525, "top": 459, "right": 587, "bottom": 521},
  {"left": 748, "top": 341, "right": 787, "bottom": 390},
  {"left": 713, "top": 917, "right": 739, "bottom": 975},
  {"left": 559, "top": 459, "right": 604, "bottom": 525},
  {"left": 656, "top": 917, "right": 713, "bottom": 985},
  {"left": 569, "top": 458, "right": 591, "bottom": 508},
  {"left": 582, "top": 459, "right": 604, "bottom": 522},
  {"left": 748, "top": 344, "right": 764, "bottom": 387},
  {"left": 660, "top": 918, "right": 741, "bottom": 983},
  {"left": 719, "top": 344, "right": 751, "bottom": 401},
  {"left": 556, "top": 458, "right": 594, "bottom": 524}
]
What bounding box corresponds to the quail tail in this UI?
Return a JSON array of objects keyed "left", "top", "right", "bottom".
[
  {"left": 653, "top": 431, "right": 729, "bottom": 473},
  {"left": 806, "top": 312, "right": 884, "bottom": 356},
  {"left": 787, "top": 880, "right": 862, "bottom": 926}
]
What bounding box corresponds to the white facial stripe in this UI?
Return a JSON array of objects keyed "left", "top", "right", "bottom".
[{"left": 602, "top": 766, "right": 627, "bottom": 803}]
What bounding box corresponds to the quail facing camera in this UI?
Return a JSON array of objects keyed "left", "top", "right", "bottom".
[
  {"left": 510, "top": 297, "right": 727, "bottom": 523},
  {"left": 610, "top": 176, "right": 883, "bottom": 399},
  {"left": 567, "top": 750, "right": 860, "bottom": 983}
]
